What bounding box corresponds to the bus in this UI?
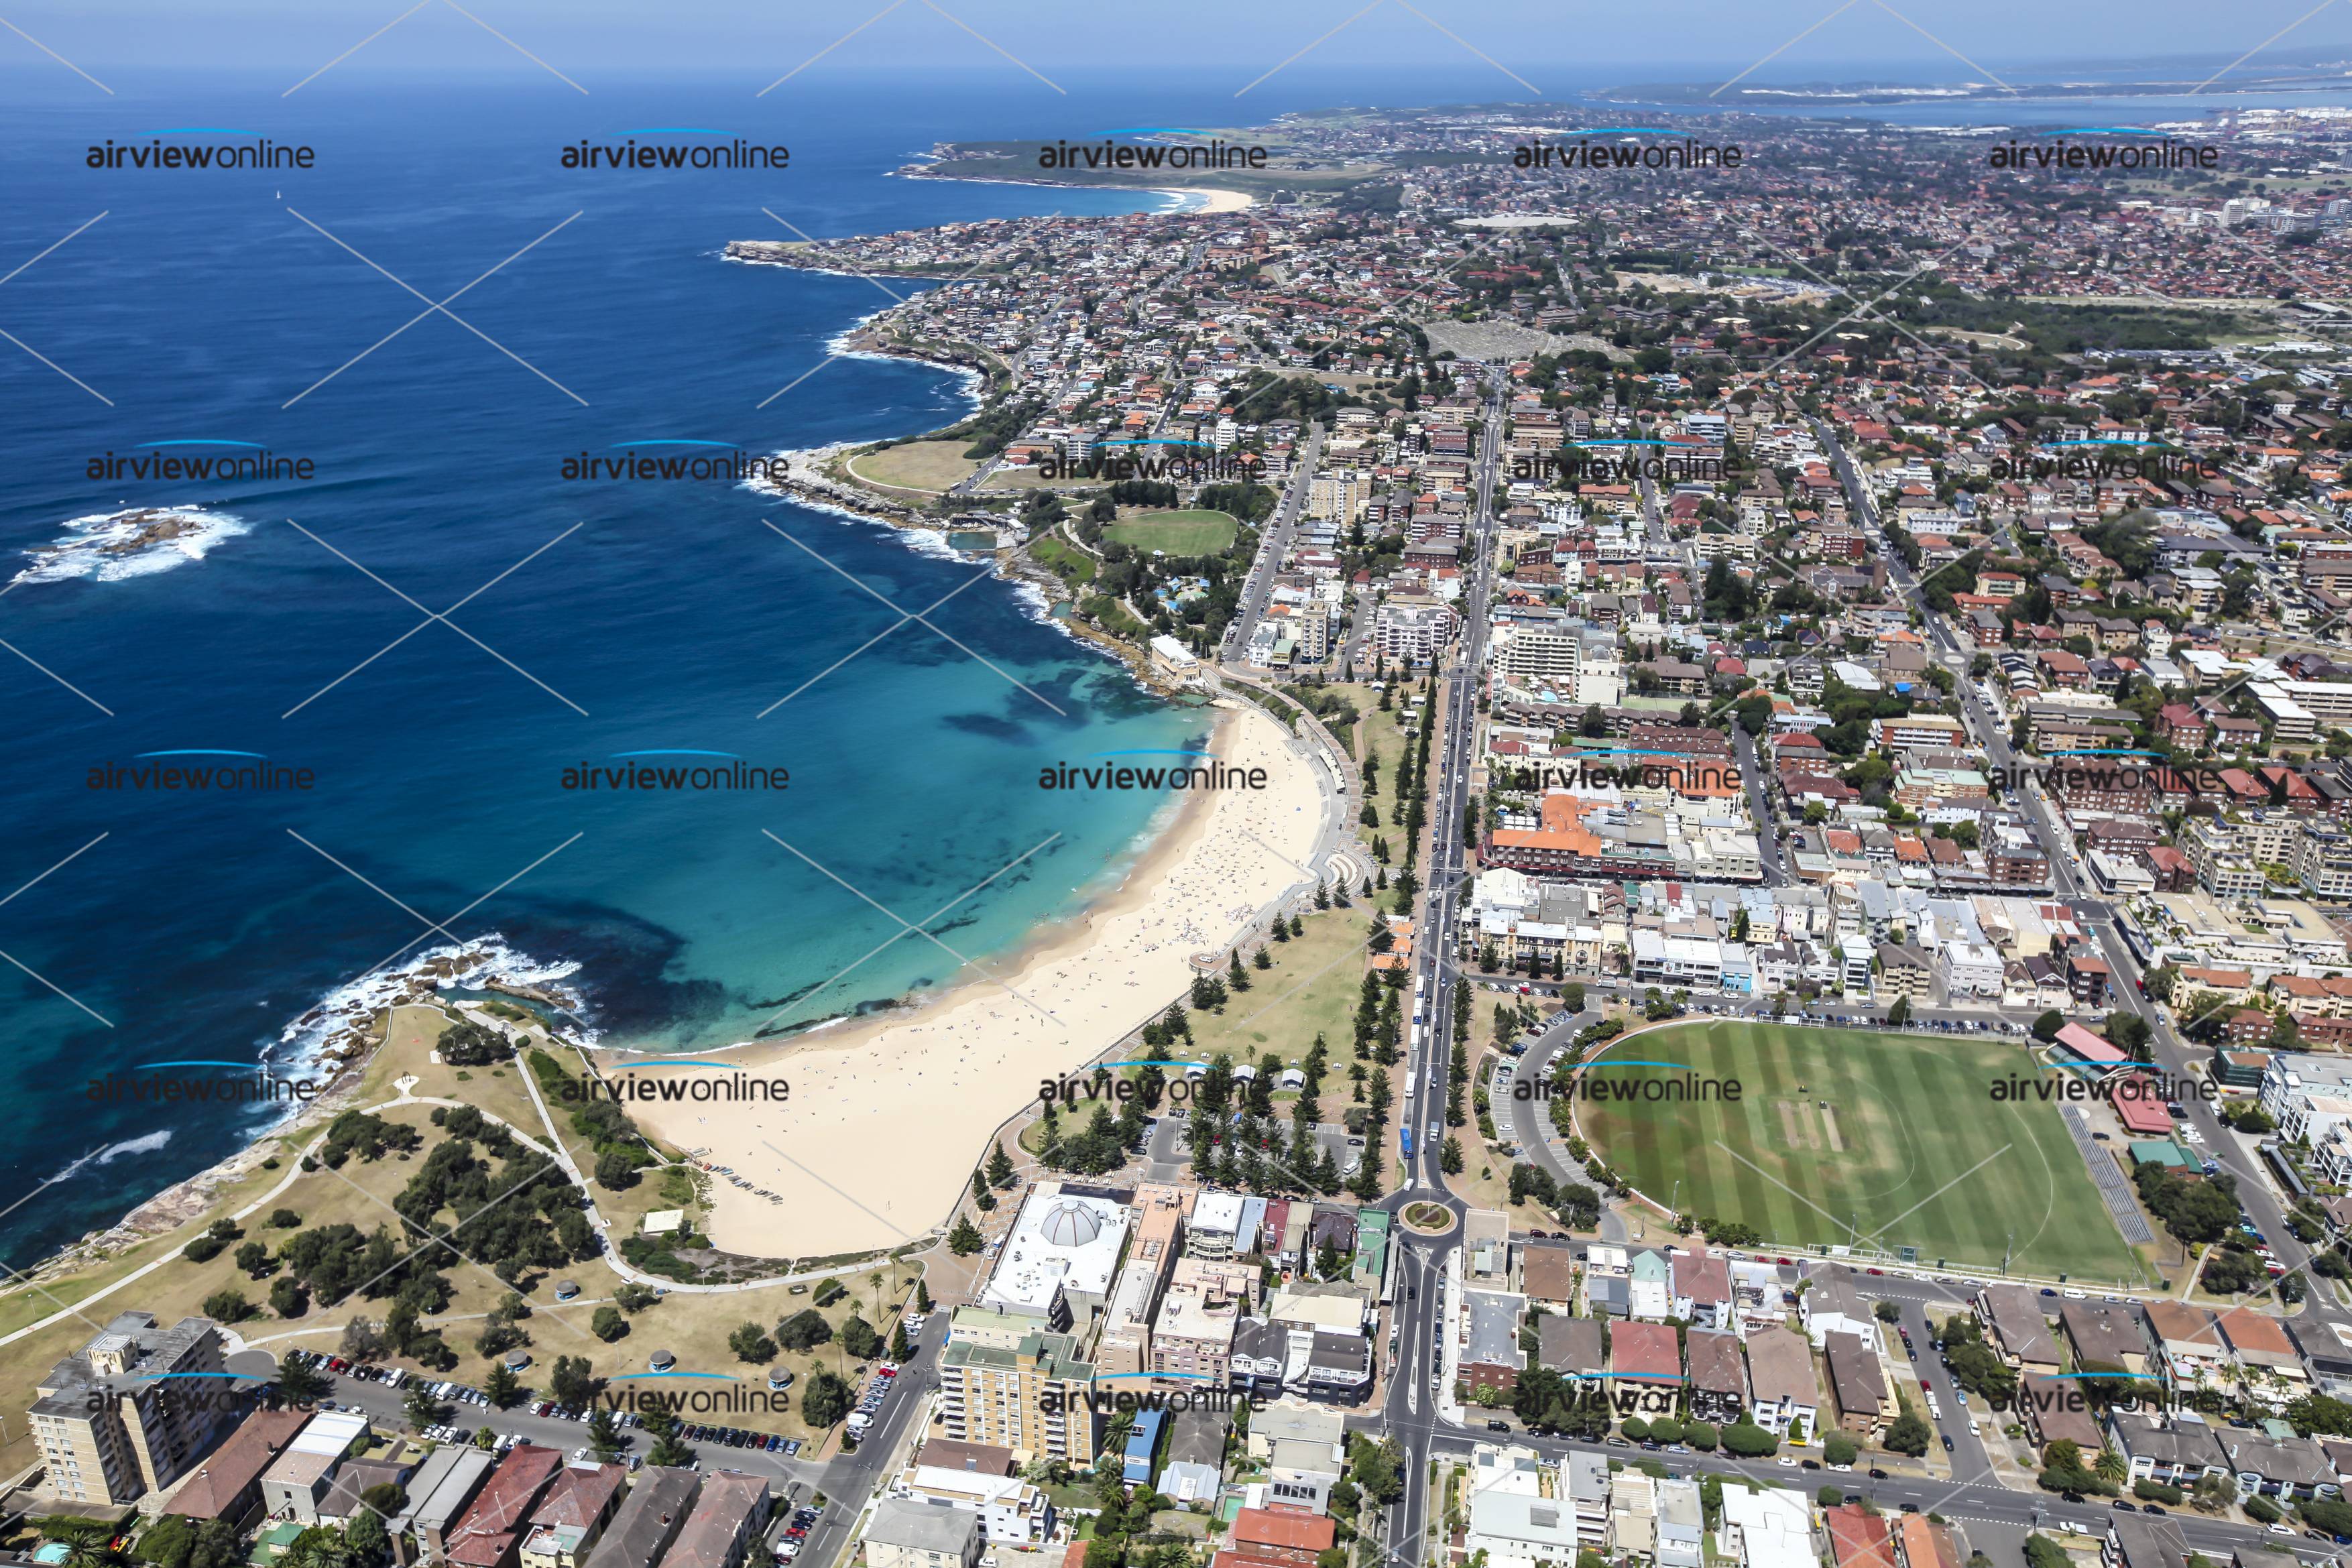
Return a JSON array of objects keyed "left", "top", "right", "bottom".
[{"left": 1400, "top": 1126, "right": 1415, "bottom": 1159}]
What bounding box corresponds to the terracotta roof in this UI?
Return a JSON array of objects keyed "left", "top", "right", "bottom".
[{"left": 1232, "top": 1510, "right": 1336, "bottom": 1554}]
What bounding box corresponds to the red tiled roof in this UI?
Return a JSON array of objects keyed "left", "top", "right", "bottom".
[{"left": 1232, "top": 1511, "right": 1337, "bottom": 1555}]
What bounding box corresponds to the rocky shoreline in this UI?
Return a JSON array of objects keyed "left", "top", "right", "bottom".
[
  {"left": 746, "top": 439, "right": 1167, "bottom": 689},
  {"left": 22, "top": 939, "right": 582, "bottom": 1288}
]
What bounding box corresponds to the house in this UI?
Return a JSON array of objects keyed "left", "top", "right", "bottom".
[
  {"left": 401, "top": 1447, "right": 499, "bottom": 1563},
  {"left": 1893, "top": 1514, "right": 1960, "bottom": 1568},
  {"left": 1609, "top": 1320, "right": 1684, "bottom": 1419},
  {"left": 1220, "top": 1510, "right": 1338, "bottom": 1568},
  {"left": 1157, "top": 1408, "right": 1224, "bottom": 1511},
  {"left": 259, "top": 1411, "right": 374, "bottom": 1525},
  {"left": 445, "top": 1444, "right": 566, "bottom": 1568},
  {"left": 2105, "top": 1409, "right": 2231, "bottom": 1487},
  {"left": 1976, "top": 1284, "right": 2061, "bottom": 1371},
  {"left": 1464, "top": 1446, "right": 1592, "bottom": 1568},
  {"left": 2219, "top": 1427, "right": 2339, "bottom": 1501},
  {"left": 2102, "top": 1516, "right": 2192, "bottom": 1568},
  {"left": 2017, "top": 1371, "right": 2106, "bottom": 1454},
  {"left": 320, "top": 1460, "right": 413, "bottom": 1529},
  {"left": 1461, "top": 1290, "right": 1527, "bottom": 1396},
  {"left": 1538, "top": 1317, "right": 1605, "bottom": 1382},
  {"left": 2217, "top": 1307, "right": 2309, "bottom": 1406},
  {"left": 1824, "top": 1331, "right": 1889, "bottom": 1438},
  {"left": 1672, "top": 1249, "right": 1732, "bottom": 1329},
  {"left": 1519, "top": 1243, "right": 1578, "bottom": 1310},
  {"left": 1629, "top": 1250, "right": 1672, "bottom": 1320},
  {"left": 2060, "top": 1301, "right": 2152, "bottom": 1376},
  {"left": 1718, "top": 1486, "right": 1812, "bottom": 1568},
  {"left": 1744, "top": 1326, "right": 1818, "bottom": 1437},
  {"left": 665, "top": 1473, "right": 770, "bottom": 1568},
  {"left": 1684, "top": 1331, "right": 1749, "bottom": 1425},
  {"left": 1252, "top": 1398, "right": 1346, "bottom": 1516},
  {"left": 1656, "top": 1478, "right": 1703, "bottom": 1568},
  {"left": 1800, "top": 1270, "right": 1879, "bottom": 1351},
  {"left": 518, "top": 1464, "right": 628, "bottom": 1568},
  {"left": 1822, "top": 1503, "right": 1896, "bottom": 1568},
  {"left": 864, "top": 1498, "right": 984, "bottom": 1568},
  {"left": 1607, "top": 1470, "right": 1655, "bottom": 1563},
  {"left": 579, "top": 1469, "right": 699, "bottom": 1568},
  {"left": 2141, "top": 1303, "right": 2230, "bottom": 1404},
  {"left": 162, "top": 1408, "right": 312, "bottom": 1526}
]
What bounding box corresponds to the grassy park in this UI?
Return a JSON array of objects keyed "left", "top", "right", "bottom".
[
  {"left": 1104, "top": 509, "right": 1240, "bottom": 554},
  {"left": 845, "top": 439, "right": 980, "bottom": 493}
]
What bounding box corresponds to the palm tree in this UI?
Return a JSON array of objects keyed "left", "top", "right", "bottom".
[
  {"left": 2093, "top": 1445, "right": 2127, "bottom": 1484},
  {"left": 54, "top": 1524, "right": 123, "bottom": 1568}
]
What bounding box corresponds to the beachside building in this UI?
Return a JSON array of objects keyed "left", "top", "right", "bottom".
[
  {"left": 259, "top": 1410, "right": 374, "bottom": 1524},
  {"left": 28, "top": 1312, "right": 238, "bottom": 1507},
  {"left": 664, "top": 1471, "right": 770, "bottom": 1568},
  {"left": 864, "top": 1498, "right": 984, "bottom": 1568},
  {"left": 937, "top": 1331, "right": 1100, "bottom": 1463},
  {"left": 578, "top": 1469, "right": 699, "bottom": 1568}
]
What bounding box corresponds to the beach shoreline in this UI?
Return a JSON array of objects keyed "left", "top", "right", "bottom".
[
  {"left": 891, "top": 162, "right": 1259, "bottom": 215},
  {"left": 619, "top": 698, "right": 1332, "bottom": 1258}
]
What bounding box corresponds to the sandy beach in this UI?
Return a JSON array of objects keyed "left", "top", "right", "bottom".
[
  {"left": 620, "top": 699, "right": 1330, "bottom": 1258},
  {"left": 1180, "top": 187, "right": 1254, "bottom": 213}
]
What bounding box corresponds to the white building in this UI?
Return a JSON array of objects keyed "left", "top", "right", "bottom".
[
  {"left": 1717, "top": 1486, "right": 1814, "bottom": 1568},
  {"left": 1655, "top": 1478, "right": 1702, "bottom": 1568},
  {"left": 2261, "top": 1052, "right": 2352, "bottom": 1146},
  {"left": 1376, "top": 597, "right": 1458, "bottom": 664},
  {"left": 894, "top": 1467, "right": 1052, "bottom": 1545},
  {"left": 977, "top": 1184, "right": 1132, "bottom": 1329},
  {"left": 1465, "top": 1447, "right": 1587, "bottom": 1568}
]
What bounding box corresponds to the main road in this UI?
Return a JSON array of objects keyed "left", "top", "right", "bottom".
[{"left": 1374, "top": 363, "right": 1509, "bottom": 1568}]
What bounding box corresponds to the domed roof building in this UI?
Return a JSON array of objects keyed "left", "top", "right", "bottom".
[{"left": 977, "top": 1181, "right": 1131, "bottom": 1325}]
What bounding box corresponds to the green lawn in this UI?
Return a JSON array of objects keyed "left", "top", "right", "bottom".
[
  {"left": 1104, "top": 510, "right": 1240, "bottom": 554},
  {"left": 1028, "top": 534, "right": 1096, "bottom": 585},
  {"left": 1187, "top": 902, "right": 1374, "bottom": 1067},
  {"left": 1576, "top": 1020, "right": 2153, "bottom": 1284}
]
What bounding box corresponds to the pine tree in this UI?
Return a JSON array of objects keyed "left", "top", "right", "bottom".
[
  {"left": 1252, "top": 947, "right": 1272, "bottom": 970},
  {"left": 1228, "top": 951, "right": 1251, "bottom": 991},
  {"left": 986, "top": 1140, "right": 1015, "bottom": 1189}
]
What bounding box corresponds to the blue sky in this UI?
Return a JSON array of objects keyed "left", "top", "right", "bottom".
[{"left": 8, "top": 0, "right": 2352, "bottom": 82}]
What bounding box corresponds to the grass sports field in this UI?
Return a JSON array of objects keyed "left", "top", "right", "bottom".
[
  {"left": 1576, "top": 1020, "right": 2153, "bottom": 1284},
  {"left": 1104, "top": 509, "right": 1239, "bottom": 554}
]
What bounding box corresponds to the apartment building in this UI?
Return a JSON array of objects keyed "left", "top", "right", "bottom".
[
  {"left": 29, "top": 1312, "right": 235, "bottom": 1507},
  {"left": 937, "top": 1331, "right": 1099, "bottom": 1462}
]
